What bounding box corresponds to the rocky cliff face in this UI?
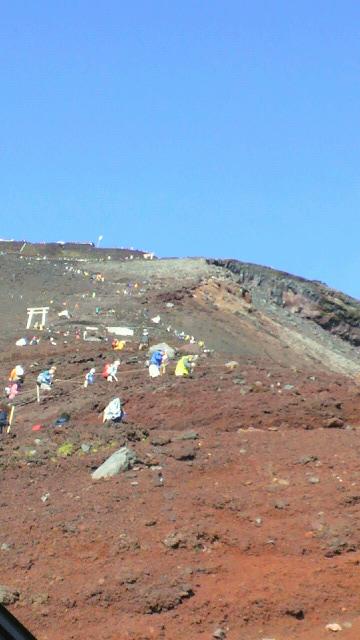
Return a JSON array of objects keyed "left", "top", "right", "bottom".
[{"left": 210, "top": 259, "right": 360, "bottom": 346}]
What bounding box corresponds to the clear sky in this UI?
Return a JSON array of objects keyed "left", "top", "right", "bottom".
[{"left": 1, "top": 1, "right": 360, "bottom": 297}]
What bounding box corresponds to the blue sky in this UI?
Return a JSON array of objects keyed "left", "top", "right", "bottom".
[{"left": 1, "top": 1, "right": 360, "bottom": 297}]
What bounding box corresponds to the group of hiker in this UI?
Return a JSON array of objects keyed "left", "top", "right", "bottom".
[
  {"left": 84, "top": 350, "right": 198, "bottom": 384},
  {"left": 83, "top": 359, "right": 122, "bottom": 387},
  {"left": 3, "top": 350, "right": 197, "bottom": 402},
  {"left": 1, "top": 331, "right": 200, "bottom": 433},
  {"left": 1, "top": 364, "right": 56, "bottom": 432},
  {"left": 148, "top": 349, "right": 198, "bottom": 378}
]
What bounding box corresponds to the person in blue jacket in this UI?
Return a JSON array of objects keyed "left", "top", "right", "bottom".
[
  {"left": 150, "top": 350, "right": 164, "bottom": 367},
  {"left": 149, "top": 350, "right": 164, "bottom": 378},
  {"left": 37, "top": 366, "right": 56, "bottom": 390},
  {"left": 84, "top": 368, "right": 96, "bottom": 388}
]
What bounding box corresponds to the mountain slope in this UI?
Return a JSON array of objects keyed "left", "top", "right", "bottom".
[{"left": 1, "top": 246, "right": 360, "bottom": 640}]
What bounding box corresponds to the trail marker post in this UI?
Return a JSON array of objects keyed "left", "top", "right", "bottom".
[{"left": 6, "top": 406, "right": 15, "bottom": 433}]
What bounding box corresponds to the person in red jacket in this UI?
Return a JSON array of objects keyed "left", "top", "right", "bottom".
[{"left": 102, "top": 360, "right": 120, "bottom": 382}]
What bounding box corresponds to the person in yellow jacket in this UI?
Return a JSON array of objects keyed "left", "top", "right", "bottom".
[
  {"left": 112, "top": 339, "right": 126, "bottom": 351},
  {"left": 175, "top": 355, "right": 198, "bottom": 377}
]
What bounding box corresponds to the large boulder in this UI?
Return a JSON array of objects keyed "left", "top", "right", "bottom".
[
  {"left": 148, "top": 343, "right": 176, "bottom": 359},
  {"left": 91, "top": 447, "right": 136, "bottom": 480}
]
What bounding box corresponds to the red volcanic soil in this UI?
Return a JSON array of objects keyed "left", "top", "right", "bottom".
[{"left": 1, "top": 252, "right": 360, "bottom": 640}]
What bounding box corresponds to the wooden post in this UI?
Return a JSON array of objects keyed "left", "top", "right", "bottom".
[{"left": 6, "top": 406, "right": 15, "bottom": 433}]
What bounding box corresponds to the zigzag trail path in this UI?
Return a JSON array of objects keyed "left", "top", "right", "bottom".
[{"left": 2, "top": 243, "right": 360, "bottom": 640}]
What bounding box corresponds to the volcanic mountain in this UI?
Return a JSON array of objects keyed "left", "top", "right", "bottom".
[{"left": 1, "top": 241, "right": 360, "bottom": 640}]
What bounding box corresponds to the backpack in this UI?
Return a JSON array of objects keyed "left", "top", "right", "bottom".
[{"left": 102, "top": 364, "right": 111, "bottom": 378}]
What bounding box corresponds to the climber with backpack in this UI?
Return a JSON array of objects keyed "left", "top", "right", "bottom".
[
  {"left": 84, "top": 368, "right": 96, "bottom": 388},
  {"left": 102, "top": 360, "right": 120, "bottom": 382},
  {"left": 148, "top": 349, "right": 165, "bottom": 378},
  {"left": 36, "top": 366, "right": 56, "bottom": 403},
  {"left": 37, "top": 366, "right": 56, "bottom": 390},
  {"left": 103, "top": 397, "right": 126, "bottom": 423},
  {"left": 175, "top": 355, "right": 198, "bottom": 377},
  {"left": 9, "top": 365, "right": 25, "bottom": 386}
]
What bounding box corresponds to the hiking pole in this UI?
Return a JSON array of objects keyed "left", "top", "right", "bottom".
[{"left": 0, "top": 603, "right": 37, "bottom": 639}]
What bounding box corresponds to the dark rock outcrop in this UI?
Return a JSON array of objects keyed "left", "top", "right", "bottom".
[{"left": 210, "top": 259, "right": 360, "bottom": 346}]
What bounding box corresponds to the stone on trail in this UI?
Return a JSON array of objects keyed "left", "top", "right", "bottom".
[
  {"left": 274, "top": 499, "right": 288, "bottom": 510},
  {"left": 0, "top": 585, "right": 20, "bottom": 604},
  {"left": 173, "top": 430, "right": 199, "bottom": 441},
  {"left": 163, "top": 532, "right": 187, "bottom": 549},
  {"left": 91, "top": 447, "right": 136, "bottom": 480},
  {"left": 225, "top": 360, "right": 239, "bottom": 370},
  {"left": 166, "top": 442, "right": 197, "bottom": 461},
  {"left": 15, "top": 337, "right": 27, "bottom": 346},
  {"left": 148, "top": 343, "right": 175, "bottom": 359},
  {"left": 324, "top": 417, "right": 345, "bottom": 429},
  {"left": 325, "top": 623, "right": 342, "bottom": 632},
  {"left": 298, "top": 455, "right": 318, "bottom": 465},
  {"left": 150, "top": 435, "right": 172, "bottom": 447}
]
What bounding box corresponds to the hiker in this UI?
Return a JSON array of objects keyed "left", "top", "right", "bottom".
[
  {"left": 37, "top": 366, "right": 56, "bottom": 390},
  {"left": 5, "top": 383, "right": 19, "bottom": 401},
  {"left": 9, "top": 365, "right": 25, "bottom": 386},
  {"left": 103, "top": 397, "right": 125, "bottom": 423},
  {"left": 6, "top": 365, "right": 24, "bottom": 401},
  {"left": 112, "top": 338, "right": 125, "bottom": 351},
  {"left": 175, "top": 355, "right": 198, "bottom": 377},
  {"left": 36, "top": 366, "right": 56, "bottom": 403},
  {"left": 148, "top": 349, "right": 165, "bottom": 378},
  {"left": 139, "top": 329, "right": 149, "bottom": 351},
  {"left": 102, "top": 360, "right": 120, "bottom": 382},
  {"left": 0, "top": 402, "right": 14, "bottom": 435},
  {"left": 84, "top": 368, "right": 96, "bottom": 388}
]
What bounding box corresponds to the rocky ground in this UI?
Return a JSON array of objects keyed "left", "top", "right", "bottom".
[{"left": 2, "top": 246, "right": 360, "bottom": 640}]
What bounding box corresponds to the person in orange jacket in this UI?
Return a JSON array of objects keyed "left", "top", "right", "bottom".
[{"left": 9, "top": 365, "right": 25, "bottom": 385}]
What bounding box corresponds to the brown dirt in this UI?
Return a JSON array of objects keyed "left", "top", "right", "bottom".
[{"left": 1, "top": 252, "right": 360, "bottom": 639}]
